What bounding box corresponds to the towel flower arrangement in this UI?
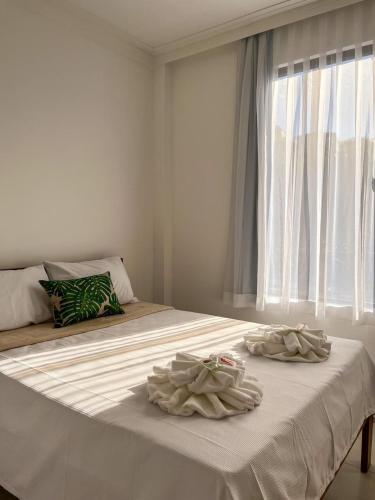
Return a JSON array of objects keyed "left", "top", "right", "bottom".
[
  {"left": 244, "top": 324, "right": 331, "bottom": 363},
  {"left": 147, "top": 352, "right": 262, "bottom": 419}
]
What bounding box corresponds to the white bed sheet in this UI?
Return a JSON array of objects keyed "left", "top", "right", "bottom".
[{"left": 0, "top": 309, "right": 374, "bottom": 500}]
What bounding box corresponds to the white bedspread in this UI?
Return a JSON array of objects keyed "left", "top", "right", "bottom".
[{"left": 0, "top": 309, "right": 374, "bottom": 500}]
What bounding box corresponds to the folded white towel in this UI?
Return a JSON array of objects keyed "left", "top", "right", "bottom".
[
  {"left": 244, "top": 324, "right": 331, "bottom": 363},
  {"left": 147, "top": 352, "right": 262, "bottom": 419}
]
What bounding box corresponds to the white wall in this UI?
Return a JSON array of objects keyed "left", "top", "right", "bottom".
[
  {"left": 171, "top": 43, "right": 238, "bottom": 314},
  {"left": 170, "top": 42, "right": 375, "bottom": 362},
  {"left": 0, "top": 0, "right": 154, "bottom": 300}
]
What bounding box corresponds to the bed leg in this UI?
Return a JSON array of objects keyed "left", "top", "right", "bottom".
[{"left": 361, "top": 416, "right": 373, "bottom": 473}]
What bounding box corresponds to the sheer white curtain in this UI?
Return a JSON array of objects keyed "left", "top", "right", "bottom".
[{"left": 256, "top": 0, "right": 375, "bottom": 323}]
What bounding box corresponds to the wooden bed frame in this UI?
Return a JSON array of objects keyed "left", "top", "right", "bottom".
[
  {"left": 321, "top": 414, "right": 373, "bottom": 498},
  {"left": 0, "top": 416, "right": 372, "bottom": 500}
]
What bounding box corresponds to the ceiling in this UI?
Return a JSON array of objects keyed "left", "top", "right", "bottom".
[{"left": 66, "top": 0, "right": 319, "bottom": 51}]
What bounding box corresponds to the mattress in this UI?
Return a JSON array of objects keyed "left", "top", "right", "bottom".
[{"left": 0, "top": 308, "right": 374, "bottom": 500}]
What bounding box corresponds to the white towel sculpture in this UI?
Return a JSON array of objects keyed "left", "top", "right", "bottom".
[
  {"left": 147, "top": 352, "right": 263, "bottom": 419},
  {"left": 244, "top": 324, "right": 331, "bottom": 362}
]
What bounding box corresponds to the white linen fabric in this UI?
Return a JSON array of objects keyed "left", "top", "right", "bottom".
[
  {"left": 147, "top": 352, "right": 262, "bottom": 418},
  {"left": 256, "top": 0, "right": 375, "bottom": 323},
  {"left": 0, "top": 309, "right": 374, "bottom": 500},
  {"left": 44, "top": 256, "right": 136, "bottom": 304},
  {"left": 0, "top": 266, "right": 51, "bottom": 331},
  {"left": 244, "top": 324, "right": 331, "bottom": 362}
]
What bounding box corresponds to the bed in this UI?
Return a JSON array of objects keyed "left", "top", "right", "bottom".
[{"left": 0, "top": 302, "right": 374, "bottom": 500}]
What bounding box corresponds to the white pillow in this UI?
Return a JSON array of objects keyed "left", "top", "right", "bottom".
[
  {"left": 0, "top": 265, "right": 52, "bottom": 331},
  {"left": 43, "top": 256, "right": 136, "bottom": 305}
]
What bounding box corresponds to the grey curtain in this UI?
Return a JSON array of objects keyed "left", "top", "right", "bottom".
[{"left": 224, "top": 32, "right": 273, "bottom": 307}]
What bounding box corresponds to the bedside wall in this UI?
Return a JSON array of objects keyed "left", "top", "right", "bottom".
[{"left": 0, "top": 0, "right": 154, "bottom": 301}]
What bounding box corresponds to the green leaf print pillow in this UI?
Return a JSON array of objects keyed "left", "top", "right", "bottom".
[{"left": 39, "top": 272, "right": 124, "bottom": 328}]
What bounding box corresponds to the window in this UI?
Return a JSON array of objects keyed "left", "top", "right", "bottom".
[
  {"left": 225, "top": 1, "right": 375, "bottom": 321},
  {"left": 261, "top": 45, "right": 375, "bottom": 320}
]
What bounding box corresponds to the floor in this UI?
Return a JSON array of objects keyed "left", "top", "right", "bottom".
[
  {"left": 0, "top": 433, "right": 373, "bottom": 499},
  {"left": 324, "top": 431, "right": 375, "bottom": 499}
]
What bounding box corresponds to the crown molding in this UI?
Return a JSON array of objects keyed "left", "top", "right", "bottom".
[
  {"left": 10, "top": 0, "right": 364, "bottom": 69},
  {"left": 153, "top": 0, "right": 317, "bottom": 55},
  {"left": 155, "top": 0, "right": 363, "bottom": 64},
  {"left": 11, "top": 0, "right": 154, "bottom": 68}
]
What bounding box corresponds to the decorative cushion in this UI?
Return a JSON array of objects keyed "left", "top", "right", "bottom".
[
  {"left": 39, "top": 272, "right": 124, "bottom": 328},
  {"left": 0, "top": 265, "right": 52, "bottom": 331},
  {"left": 43, "top": 256, "right": 136, "bottom": 304}
]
